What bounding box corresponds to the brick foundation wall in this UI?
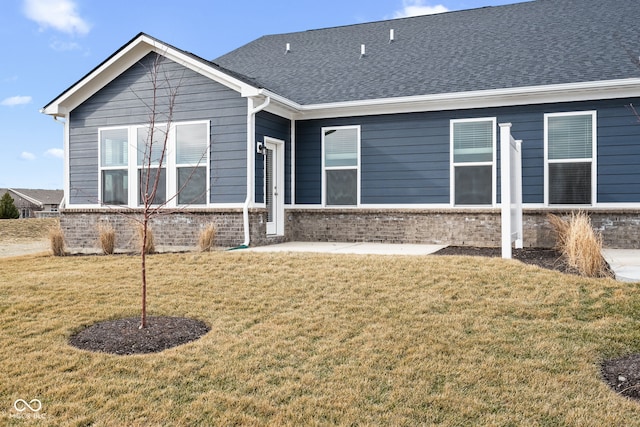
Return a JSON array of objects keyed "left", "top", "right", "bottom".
[
  {"left": 59, "top": 208, "right": 278, "bottom": 253},
  {"left": 285, "top": 208, "right": 640, "bottom": 249},
  {"left": 59, "top": 207, "right": 640, "bottom": 253}
]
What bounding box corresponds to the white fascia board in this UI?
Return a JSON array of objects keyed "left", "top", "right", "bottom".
[
  {"left": 291, "top": 78, "right": 640, "bottom": 120},
  {"left": 257, "top": 89, "right": 300, "bottom": 120},
  {"left": 42, "top": 35, "right": 258, "bottom": 117},
  {"left": 42, "top": 38, "right": 149, "bottom": 116},
  {"left": 8, "top": 189, "right": 43, "bottom": 207}
]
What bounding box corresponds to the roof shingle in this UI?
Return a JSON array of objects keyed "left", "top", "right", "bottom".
[{"left": 214, "top": 0, "right": 640, "bottom": 105}]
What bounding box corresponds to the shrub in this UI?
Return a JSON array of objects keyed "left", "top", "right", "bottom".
[
  {"left": 0, "top": 193, "right": 20, "bottom": 219},
  {"left": 547, "top": 212, "right": 613, "bottom": 278},
  {"left": 198, "top": 224, "right": 216, "bottom": 252},
  {"left": 137, "top": 224, "right": 155, "bottom": 255},
  {"left": 49, "top": 226, "right": 66, "bottom": 257},
  {"left": 98, "top": 223, "right": 116, "bottom": 255}
]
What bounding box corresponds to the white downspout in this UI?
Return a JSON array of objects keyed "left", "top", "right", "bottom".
[
  {"left": 242, "top": 96, "right": 271, "bottom": 247},
  {"left": 53, "top": 115, "right": 68, "bottom": 210}
]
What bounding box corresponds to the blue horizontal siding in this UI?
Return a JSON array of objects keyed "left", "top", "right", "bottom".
[
  {"left": 295, "top": 97, "right": 640, "bottom": 205},
  {"left": 69, "top": 52, "right": 247, "bottom": 205},
  {"left": 255, "top": 111, "right": 292, "bottom": 204}
]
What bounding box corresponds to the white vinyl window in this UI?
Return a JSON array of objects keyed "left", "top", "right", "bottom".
[
  {"left": 544, "top": 111, "right": 596, "bottom": 205},
  {"left": 100, "top": 128, "right": 129, "bottom": 205},
  {"left": 176, "top": 123, "right": 208, "bottom": 205},
  {"left": 98, "top": 120, "right": 209, "bottom": 207},
  {"left": 322, "top": 126, "right": 360, "bottom": 206},
  {"left": 137, "top": 125, "right": 168, "bottom": 205},
  {"left": 451, "top": 118, "right": 496, "bottom": 206}
]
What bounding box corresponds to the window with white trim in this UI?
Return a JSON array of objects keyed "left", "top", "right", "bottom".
[
  {"left": 322, "top": 126, "right": 360, "bottom": 206},
  {"left": 451, "top": 118, "right": 496, "bottom": 205},
  {"left": 176, "top": 123, "right": 208, "bottom": 205},
  {"left": 100, "top": 128, "right": 129, "bottom": 205},
  {"left": 545, "top": 111, "right": 596, "bottom": 205},
  {"left": 137, "top": 125, "right": 167, "bottom": 205},
  {"left": 98, "top": 120, "right": 209, "bottom": 207}
]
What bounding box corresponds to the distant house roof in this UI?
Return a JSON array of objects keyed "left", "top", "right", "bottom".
[
  {"left": 0, "top": 189, "right": 63, "bottom": 207},
  {"left": 214, "top": 0, "right": 640, "bottom": 105}
]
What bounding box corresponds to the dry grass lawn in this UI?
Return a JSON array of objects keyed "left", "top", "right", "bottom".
[
  {"left": 2, "top": 248, "right": 640, "bottom": 425},
  {"left": 0, "top": 218, "right": 59, "bottom": 242}
]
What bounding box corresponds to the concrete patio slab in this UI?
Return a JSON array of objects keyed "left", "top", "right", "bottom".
[
  {"left": 245, "top": 241, "right": 447, "bottom": 256},
  {"left": 603, "top": 249, "right": 640, "bottom": 283}
]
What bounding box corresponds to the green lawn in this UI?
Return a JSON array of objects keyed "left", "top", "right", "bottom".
[{"left": 1, "top": 250, "right": 640, "bottom": 425}]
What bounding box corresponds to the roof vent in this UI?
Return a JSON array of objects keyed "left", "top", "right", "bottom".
[
  {"left": 285, "top": 43, "right": 291, "bottom": 54},
  {"left": 390, "top": 29, "right": 395, "bottom": 42},
  {"left": 360, "top": 44, "right": 366, "bottom": 58}
]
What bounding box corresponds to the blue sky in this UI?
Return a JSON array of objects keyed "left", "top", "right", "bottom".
[{"left": 0, "top": 0, "right": 528, "bottom": 190}]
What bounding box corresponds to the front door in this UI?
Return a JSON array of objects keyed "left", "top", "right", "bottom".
[{"left": 265, "top": 138, "right": 284, "bottom": 235}]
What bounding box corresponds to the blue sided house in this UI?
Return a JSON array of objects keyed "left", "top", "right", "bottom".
[{"left": 42, "top": 0, "right": 640, "bottom": 251}]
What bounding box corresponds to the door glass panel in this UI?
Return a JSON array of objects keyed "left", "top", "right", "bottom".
[{"left": 266, "top": 148, "right": 274, "bottom": 223}]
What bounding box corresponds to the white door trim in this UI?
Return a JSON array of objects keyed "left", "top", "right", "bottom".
[{"left": 264, "top": 137, "right": 285, "bottom": 236}]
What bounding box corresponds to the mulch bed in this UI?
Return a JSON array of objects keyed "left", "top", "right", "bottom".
[
  {"left": 432, "top": 246, "right": 576, "bottom": 274},
  {"left": 601, "top": 354, "right": 640, "bottom": 401},
  {"left": 69, "top": 316, "right": 210, "bottom": 356}
]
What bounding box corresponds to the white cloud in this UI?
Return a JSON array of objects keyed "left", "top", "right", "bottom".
[
  {"left": 1, "top": 96, "right": 32, "bottom": 106},
  {"left": 20, "top": 152, "right": 36, "bottom": 161},
  {"left": 45, "top": 148, "right": 64, "bottom": 159},
  {"left": 23, "top": 0, "right": 90, "bottom": 35},
  {"left": 393, "top": 0, "right": 449, "bottom": 18}
]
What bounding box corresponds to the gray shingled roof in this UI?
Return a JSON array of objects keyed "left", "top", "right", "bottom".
[
  {"left": 214, "top": 0, "right": 640, "bottom": 105},
  {"left": 1, "top": 189, "right": 64, "bottom": 206}
]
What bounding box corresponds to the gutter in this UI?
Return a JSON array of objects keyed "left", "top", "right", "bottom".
[
  {"left": 240, "top": 96, "right": 271, "bottom": 248},
  {"left": 259, "top": 78, "right": 640, "bottom": 121}
]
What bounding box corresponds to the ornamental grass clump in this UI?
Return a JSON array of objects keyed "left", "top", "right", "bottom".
[
  {"left": 547, "top": 212, "right": 612, "bottom": 278},
  {"left": 49, "top": 226, "right": 65, "bottom": 257},
  {"left": 98, "top": 222, "right": 116, "bottom": 255},
  {"left": 198, "top": 223, "right": 216, "bottom": 252},
  {"left": 137, "top": 224, "right": 155, "bottom": 255}
]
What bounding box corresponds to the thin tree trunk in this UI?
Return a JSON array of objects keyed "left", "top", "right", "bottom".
[{"left": 140, "top": 219, "right": 148, "bottom": 329}]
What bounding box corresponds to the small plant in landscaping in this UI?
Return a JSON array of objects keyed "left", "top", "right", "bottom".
[
  {"left": 198, "top": 223, "right": 216, "bottom": 252},
  {"left": 49, "top": 226, "right": 66, "bottom": 256},
  {"left": 98, "top": 222, "right": 116, "bottom": 255},
  {"left": 137, "top": 223, "right": 155, "bottom": 255},
  {"left": 547, "top": 212, "right": 613, "bottom": 278}
]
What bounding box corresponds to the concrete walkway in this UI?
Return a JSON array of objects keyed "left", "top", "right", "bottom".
[
  {"left": 246, "top": 241, "right": 447, "bottom": 256},
  {"left": 602, "top": 249, "right": 640, "bottom": 283},
  {"left": 246, "top": 242, "right": 640, "bottom": 283}
]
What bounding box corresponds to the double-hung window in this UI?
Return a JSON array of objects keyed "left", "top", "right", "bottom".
[
  {"left": 100, "top": 128, "right": 129, "bottom": 205},
  {"left": 451, "top": 118, "right": 496, "bottom": 205},
  {"left": 322, "top": 126, "right": 360, "bottom": 206},
  {"left": 176, "top": 123, "right": 208, "bottom": 205},
  {"left": 137, "top": 125, "right": 167, "bottom": 205},
  {"left": 545, "top": 111, "right": 596, "bottom": 205},
  {"left": 99, "top": 120, "right": 209, "bottom": 208}
]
